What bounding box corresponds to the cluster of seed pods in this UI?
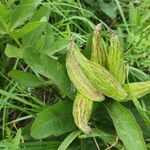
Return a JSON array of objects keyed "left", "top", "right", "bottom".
[{"left": 66, "top": 24, "right": 150, "bottom": 133}]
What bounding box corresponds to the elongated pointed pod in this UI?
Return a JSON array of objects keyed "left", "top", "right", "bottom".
[
  {"left": 71, "top": 41, "right": 127, "bottom": 101},
  {"left": 107, "top": 31, "right": 126, "bottom": 85},
  {"left": 84, "top": 61, "right": 127, "bottom": 101},
  {"left": 73, "top": 93, "right": 93, "bottom": 134},
  {"left": 123, "top": 81, "right": 150, "bottom": 100},
  {"left": 71, "top": 25, "right": 107, "bottom": 133},
  {"left": 91, "top": 24, "right": 106, "bottom": 66},
  {"left": 66, "top": 40, "right": 105, "bottom": 102}
]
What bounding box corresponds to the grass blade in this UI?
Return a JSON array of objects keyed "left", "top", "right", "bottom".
[{"left": 58, "top": 130, "right": 81, "bottom": 150}]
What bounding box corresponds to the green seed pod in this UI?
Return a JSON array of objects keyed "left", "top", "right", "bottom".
[
  {"left": 73, "top": 93, "right": 93, "bottom": 134},
  {"left": 66, "top": 40, "right": 105, "bottom": 102},
  {"left": 107, "top": 31, "right": 126, "bottom": 85},
  {"left": 72, "top": 41, "right": 127, "bottom": 101},
  {"left": 91, "top": 24, "right": 106, "bottom": 66},
  {"left": 72, "top": 26, "right": 107, "bottom": 133},
  {"left": 123, "top": 81, "right": 150, "bottom": 100}
]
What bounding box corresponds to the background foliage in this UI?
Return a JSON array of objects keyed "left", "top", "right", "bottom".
[{"left": 0, "top": 0, "right": 149, "bottom": 149}]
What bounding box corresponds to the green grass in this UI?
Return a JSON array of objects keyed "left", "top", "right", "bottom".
[{"left": 0, "top": 0, "right": 150, "bottom": 149}]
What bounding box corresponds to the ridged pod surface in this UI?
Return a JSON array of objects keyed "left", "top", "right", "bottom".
[
  {"left": 91, "top": 24, "right": 106, "bottom": 66},
  {"left": 107, "top": 31, "right": 126, "bottom": 85},
  {"left": 72, "top": 41, "right": 127, "bottom": 101},
  {"left": 66, "top": 41, "right": 105, "bottom": 102},
  {"left": 73, "top": 93, "right": 93, "bottom": 134},
  {"left": 71, "top": 25, "right": 107, "bottom": 133},
  {"left": 123, "top": 81, "right": 150, "bottom": 100}
]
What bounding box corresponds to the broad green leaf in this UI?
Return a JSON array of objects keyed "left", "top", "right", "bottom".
[
  {"left": 11, "top": 17, "right": 47, "bottom": 39},
  {"left": 5, "top": 44, "right": 22, "bottom": 58},
  {"left": 0, "top": 2, "right": 9, "bottom": 32},
  {"left": 30, "top": 5, "right": 50, "bottom": 22},
  {"left": 23, "top": 47, "right": 74, "bottom": 98},
  {"left": 9, "top": 0, "right": 43, "bottom": 29},
  {"left": 0, "top": 2, "right": 9, "bottom": 19},
  {"left": 8, "top": 70, "right": 45, "bottom": 88},
  {"left": 0, "top": 22, "right": 6, "bottom": 34},
  {"left": 129, "top": 66, "right": 150, "bottom": 81},
  {"left": 43, "top": 24, "right": 54, "bottom": 50},
  {"left": 31, "top": 101, "right": 76, "bottom": 139},
  {"left": 106, "top": 102, "right": 147, "bottom": 150},
  {"left": 22, "top": 5, "right": 50, "bottom": 47},
  {"left": 35, "top": 35, "right": 45, "bottom": 50},
  {"left": 58, "top": 130, "right": 81, "bottom": 150},
  {"left": 99, "top": 1, "right": 116, "bottom": 19},
  {"left": 42, "top": 38, "right": 69, "bottom": 56},
  {"left": 6, "top": 0, "right": 16, "bottom": 7},
  {"left": 85, "top": 0, "right": 95, "bottom": 7}
]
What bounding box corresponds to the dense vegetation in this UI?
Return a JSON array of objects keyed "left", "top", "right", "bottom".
[{"left": 0, "top": 0, "right": 149, "bottom": 149}]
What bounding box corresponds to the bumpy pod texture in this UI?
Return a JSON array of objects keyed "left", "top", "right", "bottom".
[
  {"left": 70, "top": 25, "right": 108, "bottom": 133},
  {"left": 91, "top": 24, "right": 106, "bottom": 66},
  {"left": 73, "top": 93, "right": 93, "bottom": 134},
  {"left": 107, "top": 31, "right": 126, "bottom": 85},
  {"left": 72, "top": 25, "right": 107, "bottom": 133},
  {"left": 123, "top": 81, "right": 150, "bottom": 100},
  {"left": 72, "top": 42, "right": 127, "bottom": 101},
  {"left": 66, "top": 40, "right": 105, "bottom": 102}
]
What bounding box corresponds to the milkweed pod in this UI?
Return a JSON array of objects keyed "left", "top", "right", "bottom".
[
  {"left": 71, "top": 42, "right": 127, "bottom": 101},
  {"left": 107, "top": 31, "right": 126, "bottom": 85},
  {"left": 83, "top": 60, "right": 127, "bottom": 101},
  {"left": 123, "top": 81, "right": 150, "bottom": 100},
  {"left": 73, "top": 93, "right": 93, "bottom": 134},
  {"left": 66, "top": 40, "right": 105, "bottom": 102},
  {"left": 91, "top": 24, "right": 106, "bottom": 66}
]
